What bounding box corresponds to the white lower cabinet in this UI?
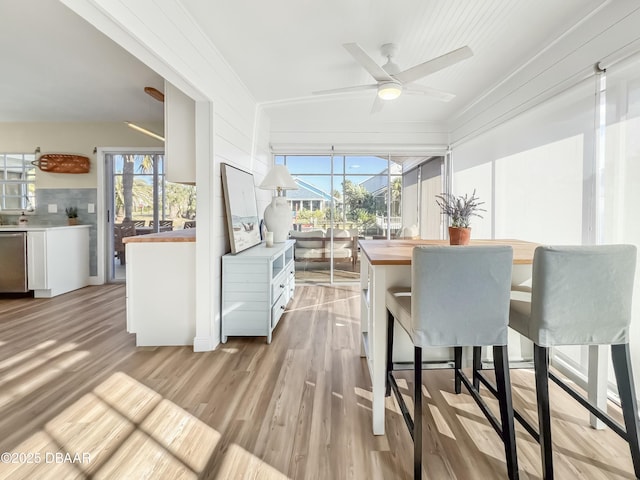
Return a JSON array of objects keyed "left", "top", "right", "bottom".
[
  {"left": 26, "top": 226, "right": 90, "bottom": 297},
  {"left": 221, "top": 240, "right": 295, "bottom": 344},
  {"left": 125, "top": 240, "right": 196, "bottom": 346}
]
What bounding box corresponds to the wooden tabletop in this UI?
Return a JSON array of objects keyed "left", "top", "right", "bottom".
[
  {"left": 358, "top": 239, "right": 539, "bottom": 265},
  {"left": 123, "top": 229, "right": 196, "bottom": 243}
]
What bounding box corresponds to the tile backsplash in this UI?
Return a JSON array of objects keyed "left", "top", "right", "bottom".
[{"left": 0, "top": 188, "right": 98, "bottom": 276}]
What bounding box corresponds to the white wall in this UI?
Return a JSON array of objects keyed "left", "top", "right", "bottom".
[
  {"left": 0, "top": 121, "right": 162, "bottom": 188},
  {"left": 452, "top": 80, "right": 595, "bottom": 244}
]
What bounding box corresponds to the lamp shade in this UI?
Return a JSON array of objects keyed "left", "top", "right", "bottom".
[{"left": 259, "top": 165, "right": 298, "bottom": 191}]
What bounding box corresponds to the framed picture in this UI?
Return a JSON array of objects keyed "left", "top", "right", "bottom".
[{"left": 221, "top": 163, "right": 261, "bottom": 254}]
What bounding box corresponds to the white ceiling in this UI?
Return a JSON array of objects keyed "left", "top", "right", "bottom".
[
  {"left": 0, "top": 0, "right": 164, "bottom": 123},
  {"left": 1, "top": 0, "right": 606, "bottom": 127}
]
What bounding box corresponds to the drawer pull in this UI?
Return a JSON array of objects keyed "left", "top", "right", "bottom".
[
  {"left": 280, "top": 284, "right": 285, "bottom": 289},
  {"left": 280, "top": 305, "right": 286, "bottom": 310}
]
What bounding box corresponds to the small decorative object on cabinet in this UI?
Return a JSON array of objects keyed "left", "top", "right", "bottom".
[
  {"left": 435, "top": 190, "right": 485, "bottom": 245},
  {"left": 65, "top": 207, "right": 79, "bottom": 225},
  {"left": 221, "top": 240, "right": 295, "bottom": 344},
  {"left": 258, "top": 165, "right": 299, "bottom": 243}
]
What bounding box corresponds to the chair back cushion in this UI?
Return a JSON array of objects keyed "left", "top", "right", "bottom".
[
  {"left": 289, "top": 230, "right": 325, "bottom": 248},
  {"left": 411, "top": 245, "right": 513, "bottom": 347},
  {"left": 529, "top": 245, "right": 637, "bottom": 346}
]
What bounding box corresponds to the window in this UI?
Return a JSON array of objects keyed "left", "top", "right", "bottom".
[
  {"left": 0, "top": 153, "right": 36, "bottom": 212},
  {"left": 275, "top": 154, "right": 403, "bottom": 283}
]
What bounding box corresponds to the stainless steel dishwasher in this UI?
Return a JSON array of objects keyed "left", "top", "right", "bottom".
[{"left": 0, "top": 232, "right": 28, "bottom": 292}]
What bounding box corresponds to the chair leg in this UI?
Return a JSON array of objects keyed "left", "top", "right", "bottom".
[
  {"left": 414, "top": 346, "right": 422, "bottom": 480},
  {"left": 454, "top": 346, "right": 462, "bottom": 394},
  {"left": 534, "top": 344, "right": 554, "bottom": 480},
  {"left": 611, "top": 343, "right": 640, "bottom": 479},
  {"left": 473, "top": 346, "right": 483, "bottom": 391},
  {"left": 386, "top": 310, "right": 395, "bottom": 397},
  {"left": 493, "top": 345, "right": 519, "bottom": 480}
]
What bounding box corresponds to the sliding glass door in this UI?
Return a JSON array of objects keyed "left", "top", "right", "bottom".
[
  {"left": 275, "top": 154, "right": 403, "bottom": 284},
  {"left": 106, "top": 151, "right": 196, "bottom": 282}
]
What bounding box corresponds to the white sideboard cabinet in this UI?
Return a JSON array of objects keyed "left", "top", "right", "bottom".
[{"left": 221, "top": 240, "right": 295, "bottom": 344}]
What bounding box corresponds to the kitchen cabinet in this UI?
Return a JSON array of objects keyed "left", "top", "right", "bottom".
[
  {"left": 26, "top": 226, "right": 90, "bottom": 297},
  {"left": 221, "top": 240, "right": 295, "bottom": 344},
  {"left": 124, "top": 229, "right": 196, "bottom": 346},
  {"left": 0, "top": 225, "right": 90, "bottom": 297}
]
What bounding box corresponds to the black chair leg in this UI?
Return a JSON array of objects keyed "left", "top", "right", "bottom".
[
  {"left": 454, "top": 346, "right": 463, "bottom": 394},
  {"left": 414, "top": 346, "right": 422, "bottom": 480},
  {"left": 473, "top": 346, "right": 482, "bottom": 391},
  {"left": 611, "top": 343, "right": 640, "bottom": 479},
  {"left": 386, "top": 310, "right": 395, "bottom": 397},
  {"left": 493, "top": 345, "right": 519, "bottom": 480},
  {"left": 534, "top": 344, "right": 554, "bottom": 480}
]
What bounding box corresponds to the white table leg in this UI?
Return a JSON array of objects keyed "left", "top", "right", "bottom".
[
  {"left": 588, "top": 344, "right": 608, "bottom": 429},
  {"left": 370, "top": 264, "right": 387, "bottom": 435}
]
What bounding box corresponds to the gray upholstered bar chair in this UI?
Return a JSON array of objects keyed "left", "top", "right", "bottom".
[
  {"left": 509, "top": 245, "right": 640, "bottom": 479},
  {"left": 385, "top": 245, "right": 519, "bottom": 479}
]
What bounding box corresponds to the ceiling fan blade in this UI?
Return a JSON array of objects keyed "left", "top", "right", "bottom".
[
  {"left": 370, "top": 95, "right": 384, "bottom": 114},
  {"left": 404, "top": 84, "right": 456, "bottom": 102},
  {"left": 393, "top": 46, "right": 473, "bottom": 84},
  {"left": 312, "top": 84, "right": 378, "bottom": 95},
  {"left": 343, "top": 43, "right": 393, "bottom": 82}
]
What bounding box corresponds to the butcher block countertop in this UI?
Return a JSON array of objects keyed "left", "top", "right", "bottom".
[{"left": 123, "top": 229, "right": 196, "bottom": 243}]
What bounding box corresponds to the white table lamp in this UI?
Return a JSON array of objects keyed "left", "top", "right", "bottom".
[{"left": 259, "top": 165, "right": 298, "bottom": 243}]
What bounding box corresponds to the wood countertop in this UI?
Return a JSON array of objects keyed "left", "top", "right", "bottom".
[
  {"left": 358, "top": 238, "right": 539, "bottom": 265},
  {"left": 123, "top": 228, "right": 196, "bottom": 243}
]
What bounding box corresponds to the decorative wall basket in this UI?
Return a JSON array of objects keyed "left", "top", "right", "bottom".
[{"left": 33, "top": 154, "right": 90, "bottom": 174}]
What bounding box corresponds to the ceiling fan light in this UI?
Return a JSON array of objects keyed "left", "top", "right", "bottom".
[{"left": 377, "top": 82, "right": 402, "bottom": 100}]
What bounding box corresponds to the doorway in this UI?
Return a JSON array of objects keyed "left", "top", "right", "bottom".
[{"left": 105, "top": 151, "right": 196, "bottom": 282}]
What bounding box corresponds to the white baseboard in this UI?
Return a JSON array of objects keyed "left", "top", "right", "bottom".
[{"left": 193, "top": 336, "right": 218, "bottom": 352}]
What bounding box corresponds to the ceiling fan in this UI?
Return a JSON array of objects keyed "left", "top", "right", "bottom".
[{"left": 313, "top": 43, "right": 473, "bottom": 113}]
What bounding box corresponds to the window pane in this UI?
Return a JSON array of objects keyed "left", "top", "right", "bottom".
[
  {"left": 345, "top": 155, "right": 388, "bottom": 174},
  {"left": 283, "top": 155, "right": 331, "bottom": 174},
  {"left": 333, "top": 156, "right": 344, "bottom": 174},
  {"left": 0, "top": 153, "right": 36, "bottom": 211}
]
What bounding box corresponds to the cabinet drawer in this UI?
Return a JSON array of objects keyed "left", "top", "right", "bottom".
[
  {"left": 271, "top": 272, "right": 288, "bottom": 302},
  {"left": 271, "top": 292, "right": 287, "bottom": 329}
]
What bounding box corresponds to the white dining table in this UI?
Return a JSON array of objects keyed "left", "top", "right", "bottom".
[{"left": 358, "top": 238, "right": 539, "bottom": 435}]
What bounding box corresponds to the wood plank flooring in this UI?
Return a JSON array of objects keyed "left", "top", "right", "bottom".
[{"left": 0, "top": 285, "right": 636, "bottom": 479}]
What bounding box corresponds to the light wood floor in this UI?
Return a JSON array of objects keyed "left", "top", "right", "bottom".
[
  {"left": 0, "top": 285, "right": 636, "bottom": 479},
  {"left": 294, "top": 260, "right": 360, "bottom": 283}
]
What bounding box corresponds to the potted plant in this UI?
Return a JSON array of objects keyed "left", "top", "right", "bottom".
[
  {"left": 435, "top": 190, "right": 485, "bottom": 245},
  {"left": 65, "top": 207, "right": 79, "bottom": 225}
]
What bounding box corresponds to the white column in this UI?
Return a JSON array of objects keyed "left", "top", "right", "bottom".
[{"left": 193, "top": 100, "right": 217, "bottom": 351}]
